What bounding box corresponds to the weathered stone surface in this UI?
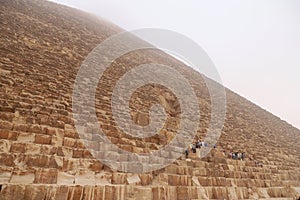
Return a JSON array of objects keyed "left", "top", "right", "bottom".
[
  {"left": 34, "top": 169, "right": 58, "bottom": 184},
  {"left": 0, "top": 170, "right": 12, "bottom": 184},
  {"left": 57, "top": 172, "right": 75, "bottom": 185},
  {"left": 0, "top": 185, "right": 26, "bottom": 200},
  {"left": 10, "top": 171, "right": 35, "bottom": 184},
  {"left": 0, "top": 0, "right": 299, "bottom": 199}
]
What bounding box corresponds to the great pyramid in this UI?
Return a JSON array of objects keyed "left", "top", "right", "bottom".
[{"left": 0, "top": 0, "right": 300, "bottom": 199}]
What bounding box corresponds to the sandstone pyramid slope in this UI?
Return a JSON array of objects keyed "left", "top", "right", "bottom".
[{"left": 0, "top": 0, "right": 300, "bottom": 199}]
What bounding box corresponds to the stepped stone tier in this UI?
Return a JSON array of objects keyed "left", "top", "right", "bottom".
[{"left": 0, "top": 0, "right": 300, "bottom": 199}]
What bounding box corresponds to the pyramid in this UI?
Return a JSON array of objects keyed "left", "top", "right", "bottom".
[{"left": 0, "top": 0, "right": 300, "bottom": 199}]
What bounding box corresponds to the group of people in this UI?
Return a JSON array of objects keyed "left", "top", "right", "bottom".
[
  {"left": 184, "top": 140, "right": 211, "bottom": 158},
  {"left": 228, "top": 152, "right": 246, "bottom": 161}
]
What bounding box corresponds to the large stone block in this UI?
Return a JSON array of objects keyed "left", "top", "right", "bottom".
[
  {"left": 24, "top": 185, "right": 47, "bottom": 200},
  {"left": 35, "top": 134, "right": 52, "bottom": 145},
  {"left": 34, "top": 169, "right": 58, "bottom": 184},
  {"left": 10, "top": 142, "right": 26, "bottom": 153},
  {"left": 75, "top": 170, "right": 95, "bottom": 185},
  {"left": 10, "top": 171, "right": 35, "bottom": 184},
  {"left": 0, "top": 140, "right": 11, "bottom": 153},
  {"left": 0, "top": 185, "right": 25, "bottom": 200},
  {"left": 57, "top": 172, "right": 75, "bottom": 185}
]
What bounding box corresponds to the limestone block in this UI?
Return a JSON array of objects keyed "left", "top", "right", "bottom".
[
  {"left": 24, "top": 155, "right": 57, "bottom": 168},
  {"left": 93, "top": 186, "right": 105, "bottom": 199},
  {"left": 228, "top": 164, "right": 235, "bottom": 171},
  {"left": 67, "top": 186, "right": 84, "bottom": 200},
  {"left": 0, "top": 130, "right": 18, "bottom": 140},
  {"left": 34, "top": 169, "right": 58, "bottom": 184},
  {"left": 82, "top": 185, "right": 94, "bottom": 200},
  {"left": 0, "top": 153, "right": 14, "bottom": 167},
  {"left": 17, "top": 132, "right": 35, "bottom": 142},
  {"left": 73, "top": 149, "right": 84, "bottom": 158},
  {"left": 227, "top": 187, "right": 238, "bottom": 200},
  {"left": 165, "top": 165, "right": 177, "bottom": 174},
  {"left": 57, "top": 171, "right": 75, "bottom": 185},
  {"left": 111, "top": 172, "right": 127, "bottom": 184},
  {"left": 267, "top": 187, "right": 283, "bottom": 198},
  {"left": 139, "top": 174, "right": 153, "bottom": 186},
  {"left": 25, "top": 143, "right": 41, "bottom": 154},
  {"left": 212, "top": 187, "right": 228, "bottom": 199},
  {"left": 62, "top": 158, "right": 79, "bottom": 171},
  {"left": 95, "top": 172, "right": 111, "bottom": 185},
  {"left": 175, "top": 166, "right": 187, "bottom": 175},
  {"left": 257, "top": 188, "right": 270, "bottom": 198},
  {"left": 13, "top": 124, "right": 28, "bottom": 132},
  {"left": 126, "top": 174, "right": 141, "bottom": 185},
  {"left": 89, "top": 160, "right": 103, "bottom": 172},
  {"left": 40, "top": 145, "right": 57, "bottom": 155},
  {"left": 45, "top": 127, "right": 57, "bottom": 136},
  {"left": 28, "top": 125, "right": 46, "bottom": 134},
  {"left": 10, "top": 171, "right": 35, "bottom": 184},
  {"left": 75, "top": 170, "right": 95, "bottom": 185},
  {"left": 0, "top": 185, "right": 25, "bottom": 200},
  {"left": 52, "top": 120, "right": 65, "bottom": 129},
  {"left": 155, "top": 173, "right": 168, "bottom": 185},
  {"left": 176, "top": 187, "right": 191, "bottom": 200},
  {"left": 104, "top": 186, "right": 125, "bottom": 200},
  {"left": 24, "top": 185, "right": 46, "bottom": 200},
  {"left": 0, "top": 121, "right": 13, "bottom": 130},
  {"left": 193, "top": 168, "right": 207, "bottom": 176},
  {"left": 0, "top": 112, "right": 14, "bottom": 122},
  {"left": 35, "top": 134, "right": 52, "bottom": 145},
  {"left": 64, "top": 129, "right": 78, "bottom": 139},
  {"left": 53, "top": 186, "right": 69, "bottom": 200},
  {"left": 75, "top": 139, "right": 85, "bottom": 149},
  {"left": 0, "top": 140, "right": 11, "bottom": 152},
  {"left": 0, "top": 171, "right": 11, "bottom": 184},
  {"left": 132, "top": 187, "right": 153, "bottom": 200},
  {"left": 63, "top": 137, "right": 76, "bottom": 147},
  {"left": 51, "top": 134, "right": 64, "bottom": 146},
  {"left": 38, "top": 114, "right": 51, "bottom": 126},
  {"left": 168, "top": 174, "right": 191, "bottom": 186},
  {"left": 61, "top": 146, "right": 73, "bottom": 158}
]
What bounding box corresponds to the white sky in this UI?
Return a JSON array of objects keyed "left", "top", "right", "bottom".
[{"left": 50, "top": 0, "right": 300, "bottom": 130}]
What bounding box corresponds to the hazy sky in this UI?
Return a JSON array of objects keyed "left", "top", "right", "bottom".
[{"left": 50, "top": 0, "right": 300, "bottom": 129}]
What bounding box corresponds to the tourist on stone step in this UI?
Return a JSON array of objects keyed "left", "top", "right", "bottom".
[
  {"left": 196, "top": 140, "right": 201, "bottom": 148},
  {"left": 237, "top": 152, "right": 242, "bottom": 160},
  {"left": 192, "top": 143, "right": 197, "bottom": 153},
  {"left": 185, "top": 148, "right": 189, "bottom": 158},
  {"left": 241, "top": 152, "right": 245, "bottom": 160},
  {"left": 189, "top": 143, "right": 193, "bottom": 150},
  {"left": 234, "top": 152, "right": 239, "bottom": 160}
]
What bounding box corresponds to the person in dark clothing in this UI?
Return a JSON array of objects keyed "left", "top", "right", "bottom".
[
  {"left": 185, "top": 149, "right": 189, "bottom": 158},
  {"left": 241, "top": 152, "right": 245, "bottom": 160},
  {"left": 233, "top": 152, "right": 238, "bottom": 160},
  {"left": 192, "top": 144, "right": 197, "bottom": 153}
]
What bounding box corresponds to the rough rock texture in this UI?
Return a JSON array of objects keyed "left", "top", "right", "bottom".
[{"left": 0, "top": 0, "right": 300, "bottom": 199}]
